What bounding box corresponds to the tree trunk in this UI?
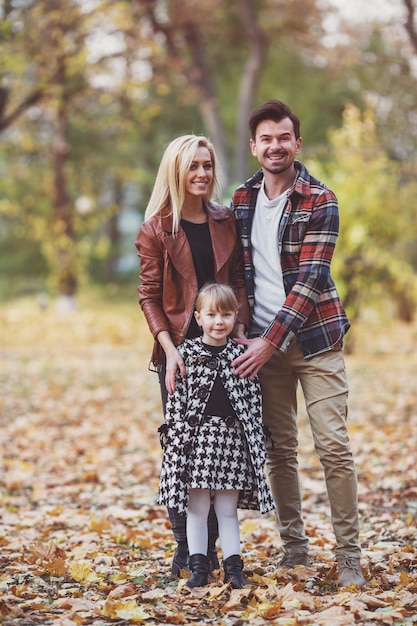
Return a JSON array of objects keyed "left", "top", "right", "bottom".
[
  {"left": 107, "top": 177, "right": 123, "bottom": 279},
  {"left": 234, "top": 0, "right": 267, "bottom": 183},
  {"left": 404, "top": 0, "right": 417, "bottom": 53},
  {"left": 52, "top": 91, "right": 77, "bottom": 304},
  {"left": 140, "top": 0, "right": 229, "bottom": 182},
  {"left": 182, "top": 21, "right": 229, "bottom": 181}
]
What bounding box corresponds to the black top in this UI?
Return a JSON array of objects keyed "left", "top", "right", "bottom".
[
  {"left": 202, "top": 343, "right": 236, "bottom": 418},
  {"left": 181, "top": 219, "right": 215, "bottom": 339}
]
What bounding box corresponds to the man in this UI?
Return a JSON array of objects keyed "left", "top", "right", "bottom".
[{"left": 231, "top": 99, "right": 365, "bottom": 588}]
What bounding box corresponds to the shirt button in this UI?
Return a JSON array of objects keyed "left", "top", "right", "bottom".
[
  {"left": 187, "top": 415, "right": 199, "bottom": 426},
  {"left": 197, "top": 386, "right": 210, "bottom": 399}
]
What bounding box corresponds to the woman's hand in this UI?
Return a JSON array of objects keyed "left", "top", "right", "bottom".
[
  {"left": 165, "top": 346, "right": 186, "bottom": 394},
  {"left": 156, "top": 331, "right": 187, "bottom": 394}
]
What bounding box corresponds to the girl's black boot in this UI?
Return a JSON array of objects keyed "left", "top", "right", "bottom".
[
  {"left": 186, "top": 554, "right": 210, "bottom": 588},
  {"left": 223, "top": 554, "right": 249, "bottom": 589},
  {"left": 168, "top": 508, "right": 189, "bottom": 576}
]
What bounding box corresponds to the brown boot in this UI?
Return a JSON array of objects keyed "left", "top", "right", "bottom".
[
  {"left": 278, "top": 551, "right": 309, "bottom": 568},
  {"left": 337, "top": 556, "right": 366, "bottom": 587}
]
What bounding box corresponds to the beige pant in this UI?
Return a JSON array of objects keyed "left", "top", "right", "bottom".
[{"left": 259, "top": 340, "right": 361, "bottom": 558}]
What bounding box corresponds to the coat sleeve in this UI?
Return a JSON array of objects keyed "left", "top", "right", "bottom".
[{"left": 135, "top": 220, "right": 171, "bottom": 339}]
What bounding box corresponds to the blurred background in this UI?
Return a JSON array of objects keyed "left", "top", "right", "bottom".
[{"left": 1, "top": 0, "right": 416, "bottom": 332}]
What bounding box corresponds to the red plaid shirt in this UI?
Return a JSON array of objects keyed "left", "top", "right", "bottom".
[{"left": 231, "top": 161, "right": 350, "bottom": 359}]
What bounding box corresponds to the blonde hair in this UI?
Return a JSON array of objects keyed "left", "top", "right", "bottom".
[
  {"left": 144, "top": 135, "right": 223, "bottom": 234},
  {"left": 195, "top": 283, "right": 238, "bottom": 314}
]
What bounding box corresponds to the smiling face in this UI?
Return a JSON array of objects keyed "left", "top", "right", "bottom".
[
  {"left": 195, "top": 306, "right": 237, "bottom": 346},
  {"left": 250, "top": 117, "right": 302, "bottom": 176},
  {"left": 184, "top": 146, "right": 214, "bottom": 203}
]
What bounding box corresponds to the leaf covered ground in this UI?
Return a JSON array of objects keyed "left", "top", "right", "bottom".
[{"left": 0, "top": 300, "right": 416, "bottom": 625}]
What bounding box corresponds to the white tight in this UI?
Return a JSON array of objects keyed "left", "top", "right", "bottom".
[{"left": 187, "top": 488, "right": 240, "bottom": 560}]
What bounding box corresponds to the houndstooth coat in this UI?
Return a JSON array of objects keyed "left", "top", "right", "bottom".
[{"left": 157, "top": 337, "right": 275, "bottom": 515}]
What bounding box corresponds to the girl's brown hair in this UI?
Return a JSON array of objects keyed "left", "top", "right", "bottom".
[{"left": 195, "top": 283, "right": 238, "bottom": 313}]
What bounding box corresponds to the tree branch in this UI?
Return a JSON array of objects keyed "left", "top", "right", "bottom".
[
  {"left": 404, "top": 0, "right": 417, "bottom": 54},
  {"left": 0, "top": 89, "right": 44, "bottom": 133}
]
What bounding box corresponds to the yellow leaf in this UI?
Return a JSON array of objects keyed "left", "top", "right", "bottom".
[
  {"left": 208, "top": 582, "right": 230, "bottom": 599},
  {"left": 89, "top": 513, "right": 111, "bottom": 533},
  {"left": 400, "top": 569, "right": 410, "bottom": 585},
  {"left": 109, "top": 573, "right": 130, "bottom": 584},
  {"left": 249, "top": 571, "right": 276, "bottom": 586},
  {"left": 257, "top": 599, "right": 283, "bottom": 619},
  {"left": 69, "top": 560, "right": 93, "bottom": 582},
  {"left": 240, "top": 519, "right": 259, "bottom": 535},
  {"left": 102, "top": 598, "right": 152, "bottom": 621}
]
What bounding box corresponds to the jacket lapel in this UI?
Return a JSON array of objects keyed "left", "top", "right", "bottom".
[
  {"left": 208, "top": 209, "right": 234, "bottom": 275},
  {"left": 161, "top": 213, "right": 197, "bottom": 284}
]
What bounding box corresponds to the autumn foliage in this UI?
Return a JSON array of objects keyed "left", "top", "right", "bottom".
[{"left": 0, "top": 300, "right": 416, "bottom": 624}]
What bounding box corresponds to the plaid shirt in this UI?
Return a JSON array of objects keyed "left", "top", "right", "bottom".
[{"left": 231, "top": 161, "right": 350, "bottom": 359}]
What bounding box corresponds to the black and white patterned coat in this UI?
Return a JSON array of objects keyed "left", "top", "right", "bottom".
[{"left": 157, "top": 337, "right": 275, "bottom": 515}]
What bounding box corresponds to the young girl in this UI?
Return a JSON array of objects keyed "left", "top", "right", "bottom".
[{"left": 157, "top": 283, "right": 274, "bottom": 588}]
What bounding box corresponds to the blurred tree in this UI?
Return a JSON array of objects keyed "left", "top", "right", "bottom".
[
  {"left": 0, "top": 0, "right": 157, "bottom": 300},
  {"left": 349, "top": 25, "right": 417, "bottom": 165},
  {"left": 0, "top": 1, "right": 44, "bottom": 131},
  {"left": 1, "top": 0, "right": 416, "bottom": 317},
  {"left": 137, "top": 0, "right": 334, "bottom": 184},
  {"left": 310, "top": 103, "right": 417, "bottom": 323},
  {"left": 137, "top": 0, "right": 228, "bottom": 177},
  {"left": 1, "top": 1, "right": 95, "bottom": 303}
]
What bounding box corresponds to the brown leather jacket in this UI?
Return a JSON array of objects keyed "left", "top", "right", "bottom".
[{"left": 135, "top": 203, "right": 249, "bottom": 367}]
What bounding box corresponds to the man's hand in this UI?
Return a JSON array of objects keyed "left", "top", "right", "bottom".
[{"left": 232, "top": 336, "right": 275, "bottom": 379}]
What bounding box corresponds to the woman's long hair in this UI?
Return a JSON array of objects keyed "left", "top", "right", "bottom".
[{"left": 144, "top": 135, "right": 223, "bottom": 233}]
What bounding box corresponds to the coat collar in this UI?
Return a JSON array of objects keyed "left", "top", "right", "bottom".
[{"left": 184, "top": 336, "right": 240, "bottom": 362}]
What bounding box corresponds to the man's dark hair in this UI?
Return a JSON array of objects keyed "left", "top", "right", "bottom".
[{"left": 249, "top": 99, "right": 301, "bottom": 140}]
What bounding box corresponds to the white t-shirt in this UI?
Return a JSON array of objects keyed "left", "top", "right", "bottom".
[{"left": 250, "top": 180, "right": 287, "bottom": 334}]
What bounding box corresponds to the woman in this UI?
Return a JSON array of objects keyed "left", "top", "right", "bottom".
[{"left": 135, "top": 134, "right": 249, "bottom": 577}]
